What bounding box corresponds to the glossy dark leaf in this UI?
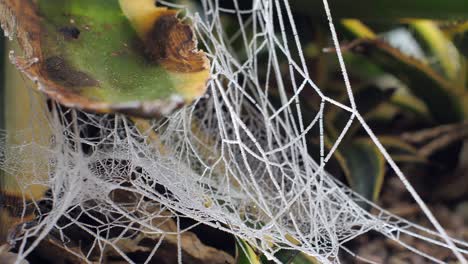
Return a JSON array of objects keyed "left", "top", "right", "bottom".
[{"left": 339, "top": 139, "right": 386, "bottom": 202}]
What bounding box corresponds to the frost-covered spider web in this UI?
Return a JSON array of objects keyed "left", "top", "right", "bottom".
[{"left": 1, "top": 0, "right": 468, "bottom": 263}]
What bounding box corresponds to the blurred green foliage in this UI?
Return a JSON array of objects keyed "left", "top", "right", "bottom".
[
  {"left": 236, "top": 5, "right": 468, "bottom": 264},
  {"left": 334, "top": 18, "right": 468, "bottom": 202}
]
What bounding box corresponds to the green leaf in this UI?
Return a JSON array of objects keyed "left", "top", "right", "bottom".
[
  {"left": 1, "top": 0, "right": 210, "bottom": 118},
  {"left": 346, "top": 39, "right": 467, "bottom": 123},
  {"left": 333, "top": 21, "right": 438, "bottom": 124},
  {"left": 290, "top": 253, "right": 320, "bottom": 264},
  {"left": 410, "top": 20, "right": 462, "bottom": 81},
  {"left": 442, "top": 21, "right": 468, "bottom": 58},
  {"left": 260, "top": 250, "right": 319, "bottom": 264},
  {"left": 313, "top": 135, "right": 385, "bottom": 204},
  {"left": 390, "top": 91, "right": 431, "bottom": 120},
  {"left": 339, "top": 139, "right": 386, "bottom": 203},
  {"left": 236, "top": 240, "right": 261, "bottom": 264},
  {"left": 341, "top": 19, "right": 376, "bottom": 40},
  {"left": 276, "top": 251, "right": 319, "bottom": 264},
  {"left": 260, "top": 249, "right": 298, "bottom": 264}
]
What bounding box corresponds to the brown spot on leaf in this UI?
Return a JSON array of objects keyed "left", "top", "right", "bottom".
[
  {"left": 44, "top": 56, "right": 98, "bottom": 87},
  {"left": 146, "top": 15, "right": 208, "bottom": 73},
  {"left": 0, "top": 192, "right": 35, "bottom": 218},
  {"left": 59, "top": 26, "right": 80, "bottom": 39},
  {"left": 103, "top": 23, "right": 113, "bottom": 31}
]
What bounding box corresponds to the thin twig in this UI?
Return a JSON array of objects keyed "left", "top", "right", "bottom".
[
  {"left": 419, "top": 128, "right": 468, "bottom": 157},
  {"left": 402, "top": 121, "right": 468, "bottom": 144}
]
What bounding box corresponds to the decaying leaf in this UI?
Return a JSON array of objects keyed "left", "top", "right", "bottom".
[
  {"left": 0, "top": 0, "right": 210, "bottom": 118},
  {"left": 0, "top": 244, "right": 28, "bottom": 264},
  {"left": 28, "top": 228, "right": 235, "bottom": 264},
  {"left": 105, "top": 208, "right": 235, "bottom": 264}
]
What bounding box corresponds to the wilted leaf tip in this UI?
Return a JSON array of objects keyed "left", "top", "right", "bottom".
[
  {"left": 120, "top": 0, "right": 209, "bottom": 73},
  {"left": 147, "top": 14, "right": 209, "bottom": 73},
  {"left": 44, "top": 56, "right": 98, "bottom": 87}
]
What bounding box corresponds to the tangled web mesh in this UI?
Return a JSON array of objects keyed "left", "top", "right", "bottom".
[{"left": 1, "top": 0, "right": 468, "bottom": 263}]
